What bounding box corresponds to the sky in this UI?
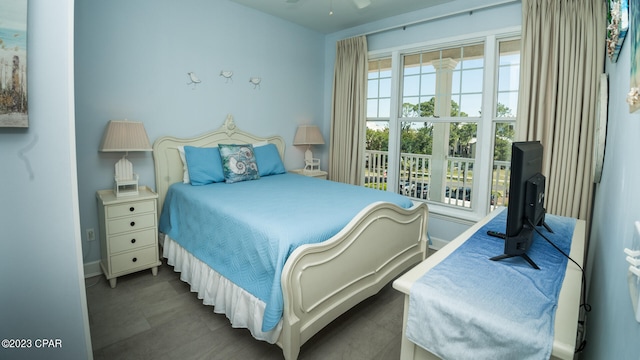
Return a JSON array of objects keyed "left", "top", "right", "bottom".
[{"left": 0, "top": 0, "right": 28, "bottom": 31}]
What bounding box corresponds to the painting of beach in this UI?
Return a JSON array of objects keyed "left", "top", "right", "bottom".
[
  {"left": 0, "top": 0, "right": 28, "bottom": 127},
  {"left": 631, "top": 0, "right": 640, "bottom": 113}
]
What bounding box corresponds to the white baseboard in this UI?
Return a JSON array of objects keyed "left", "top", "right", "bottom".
[
  {"left": 83, "top": 260, "right": 102, "bottom": 278},
  {"left": 429, "top": 236, "right": 449, "bottom": 251}
]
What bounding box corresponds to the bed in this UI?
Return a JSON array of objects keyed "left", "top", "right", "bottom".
[{"left": 152, "top": 114, "right": 429, "bottom": 360}]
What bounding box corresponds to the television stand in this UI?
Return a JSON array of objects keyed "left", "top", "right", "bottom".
[
  {"left": 488, "top": 225, "right": 540, "bottom": 270},
  {"left": 533, "top": 210, "right": 554, "bottom": 234},
  {"left": 393, "top": 208, "right": 587, "bottom": 360},
  {"left": 489, "top": 253, "right": 540, "bottom": 270}
]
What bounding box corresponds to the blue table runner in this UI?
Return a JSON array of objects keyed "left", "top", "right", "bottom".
[{"left": 406, "top": 209, "right": 576, "bottom": 360}]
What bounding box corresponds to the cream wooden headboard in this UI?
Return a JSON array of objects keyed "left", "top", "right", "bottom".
[{"left": 152, "top": 114, "right": 286, "bottom": 214}]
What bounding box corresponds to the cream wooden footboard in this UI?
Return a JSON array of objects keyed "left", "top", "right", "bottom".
[
  {"left": 153, "top": 114, "right": 429, "bottom": 360},
  {"left": 280, "top": 200, "right": 428, "bottom": 360}
]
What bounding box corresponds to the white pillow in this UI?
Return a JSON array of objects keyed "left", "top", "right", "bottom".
[{"left": 177, "top": 146, "right": 190, "bottom": 184}]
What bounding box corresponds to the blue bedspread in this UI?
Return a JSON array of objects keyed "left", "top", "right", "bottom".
[
  {"left": 159, "top": 173, "right": 413, "bottom": 332},
  {"left": 406, "top": 209, "right": 576, "bottom": 360}
]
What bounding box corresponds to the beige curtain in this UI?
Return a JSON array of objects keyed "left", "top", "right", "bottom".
[
  {"left": 329, "top": 36, "right": 368, "bottom": 184},
  {"left": 516, "top": 0, "right": 605, "bottom": 220}
]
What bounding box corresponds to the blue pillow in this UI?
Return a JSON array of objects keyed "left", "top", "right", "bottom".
[
  {"left": 183, "top": 146, "right": 225, "bottom": 185},
  {"left": 254, "top": 143, "right": 285, "bottom": 176},
  {"left": 219, "top": 144, "right": 260, "bottom": 183}
]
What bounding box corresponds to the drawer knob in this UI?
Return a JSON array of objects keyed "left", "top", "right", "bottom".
[
  {"left": 129, "top": 207, "right": 135, "bottom": 212},
  {"left": 130, "top": 221, "right": 135, "bottom": 227},
  {"left": 131, "top": 238, "right": 136, "bottom": 244},
  {"left": 132, "top": 257, "right": 137, "bottom": 263}
]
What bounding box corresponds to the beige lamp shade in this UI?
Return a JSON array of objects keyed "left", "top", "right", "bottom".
[
  {"left": 293, "top": 125, "right": 325, "bottom": 146},
  {"left": 99, "top": 120, "right": 152, "bottom": 152}
]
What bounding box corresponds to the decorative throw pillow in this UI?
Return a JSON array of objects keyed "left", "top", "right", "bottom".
[
  {"left": 254, "top": 143, "right": 285, "bottom": 176},
  {"left": 218, "top": 144, "right": 260, "bottom": 183},
  {"left": 183, "top": 146, "right": 225, "bottom": 185}
]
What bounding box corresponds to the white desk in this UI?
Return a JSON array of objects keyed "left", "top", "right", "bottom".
[{"left": 393, "top": 209, "right": 586, "bottom": 360}]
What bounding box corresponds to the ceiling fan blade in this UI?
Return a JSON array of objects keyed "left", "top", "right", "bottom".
[{"left": 353, "top": 0, "right": 371, "bottom": 9}]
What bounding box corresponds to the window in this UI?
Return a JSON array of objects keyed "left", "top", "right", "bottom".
[
  {"left": 402, "top": 44, "right": 484, "bottom": 119},
  {"left": 491, "top": 39, "right": 521, "bottom": 208},
  {"left": 495, "top": 39, "right": 520, "bottom": 118},
  {"left": 399, "top": 44, "right": 483, "bottom": 208},
  {"left": 365, "top": 58, "right": 392, "bottom": 191},
  {"left": 364, "top": 32, "right": 520, "bottom": 220},
  {"left": 367, "top": 58, "right": 392, "bottom": 118}
]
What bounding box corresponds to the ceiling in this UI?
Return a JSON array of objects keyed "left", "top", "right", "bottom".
[{"left": 229, "top": 0, "right": 455, "bottom": 34}]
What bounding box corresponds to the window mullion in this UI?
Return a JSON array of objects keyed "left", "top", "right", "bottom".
[
  {"left": 386, "top": 50, "right": 402, "bottom": 194},
  {"left": 474, "top": 34, "right": 498, "bottom": 216}
]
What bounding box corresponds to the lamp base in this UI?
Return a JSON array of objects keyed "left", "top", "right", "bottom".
[
  {"left": 114, "top": 156, "right": 139, "bottom": 197},
  {"left": 115, "top": 174, "right": 139, "bottom": 197},
  {"left": 303, "top": 147, "right": 320, "bottom": 172}
]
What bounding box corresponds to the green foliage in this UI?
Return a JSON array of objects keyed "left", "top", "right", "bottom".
[
  {"left": 364, "top": 182, "right": 387, "bottom": 191},
  {"left": 401, "top": 97, "right": 467, "bottom": 118},
  {"left": 496, "top": 103, "right": 514, "bottom": 117},
  {"left": 366, "top": 126, "right": 390, "bottom": 151},
  {"left": 367, "top": 99, "right": 514, "bottom": 161},
  {"left": 494, "top": 123, "right": 514, "bottom": 161}
]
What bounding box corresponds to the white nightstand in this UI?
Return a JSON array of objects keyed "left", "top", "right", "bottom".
[
  {"left": 96, "top": 186, "right": 161, "bottom": 288},
  {"left": 289, "top": 169, "right": 328, "bottom": 180}
]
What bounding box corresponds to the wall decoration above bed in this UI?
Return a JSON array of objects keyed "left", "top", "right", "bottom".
[
  {"left": 249, "top": 76, "right": 261, "bottom": 88},
  {"left": 186, "top": 72, "right": 201, "bottom": 89},
  {"left": 220, "top": 70, "right": 233, "bottom": 82}
]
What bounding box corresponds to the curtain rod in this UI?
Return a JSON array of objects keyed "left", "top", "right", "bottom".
[{"left": 354, "top": 0, "right": 520, "bottom": 38}]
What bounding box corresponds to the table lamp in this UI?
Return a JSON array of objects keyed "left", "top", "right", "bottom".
[
  {"left": 99, "top": 119, "right": 152, "bottom": 197},
  {"left": 293, "top": 125, "right": 325, "bottom": 172}
]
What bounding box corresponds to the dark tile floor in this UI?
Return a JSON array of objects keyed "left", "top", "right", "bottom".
[{"left": 86, "top": 260, "right": 409, "bottom": 360}]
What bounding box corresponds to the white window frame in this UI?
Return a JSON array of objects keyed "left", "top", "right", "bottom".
[{"left": 367, "top": 26, "right": 520, "bottom": 222}]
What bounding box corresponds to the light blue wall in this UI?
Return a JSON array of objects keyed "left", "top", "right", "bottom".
[
  {"left": 0, "top": 0, "right": 92, "bottom": 358},
  {"left": 585, "top": 34, "right": 640, "bottom": 359},
  {"left": 75, "top": 0, "right": 326, "bottom": 264}
]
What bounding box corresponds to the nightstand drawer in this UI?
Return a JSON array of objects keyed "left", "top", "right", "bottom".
[
  {"left": 109, "top": 228, "right": 156, "bottom": 254},
  {"left": 107, "top": 199, "right": 155, "bottom": 219},
  {"left": 97, "top": 187, "right": 160, "bottom": 288},
  {"left": 107, "top": 213, "right": 156, "bottom": 235},
  {"left": 110, "top": 246, "right": 158, "bottom": 275}
]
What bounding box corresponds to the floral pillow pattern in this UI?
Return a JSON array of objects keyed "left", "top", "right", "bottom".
[{"left": 218, "top": 144, "right": 260, "bottom": 183}]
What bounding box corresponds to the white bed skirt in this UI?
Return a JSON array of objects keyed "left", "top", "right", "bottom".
[{"left": 162, "top": 234, "right": 282, "bottom": 343}]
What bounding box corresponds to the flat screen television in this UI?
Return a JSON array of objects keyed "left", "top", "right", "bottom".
[{"left": 489, "top": 141, "right": 552, "bottom": 269}]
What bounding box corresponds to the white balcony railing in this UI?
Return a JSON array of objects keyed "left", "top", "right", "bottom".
[{"left": 364, "top": 150, "right": 511, "bottom": 209}]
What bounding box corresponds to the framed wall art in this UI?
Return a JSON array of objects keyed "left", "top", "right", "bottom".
[
  {"left": 628, "top": 0, "right": 640, "bottom": 113},
  {"left": 607, "top": 0, "right": 629, "bottom": 63},
  {"left": 593, "top": 74, "right": 608, "bottom": 183},
  {"left": 0, "top": 0, "right": 28, "bottom": 128}
]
